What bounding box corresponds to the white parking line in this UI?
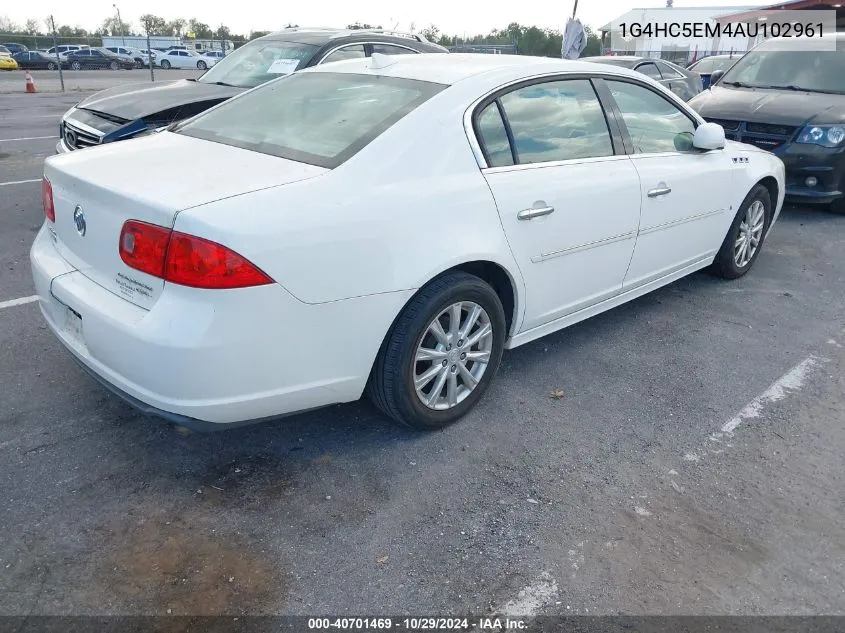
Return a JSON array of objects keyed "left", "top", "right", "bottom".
[
  {"left": 0, "top": 136, "right": 56, "bottom": 142},
  {"left": 719, "top": 355, "right": 825, "bottom": 436},
  {"left": 0, "top": 295, "right": 38, "bottom": 310},
  {"left": 0, "top": 179, "right": 40, "bottom": 187}
]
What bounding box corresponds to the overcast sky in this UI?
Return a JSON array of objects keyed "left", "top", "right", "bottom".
[{"left": 5, "top": 0, "right": 760, "bottom": 36}]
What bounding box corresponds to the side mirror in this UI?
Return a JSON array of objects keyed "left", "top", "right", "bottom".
[
  {"left": 709, "top": 69, "right": 725, "bottom": 86},
  {"left": 693, "top": 122, "right": 726, "bottom": 151}
]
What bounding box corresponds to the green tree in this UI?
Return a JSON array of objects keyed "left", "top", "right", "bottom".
[
  {"left": 187, "top": 18, "right": 212, "bottom": 39},
  {"left": 213, "top": 24, "right": 231, "bottom": 39},
  {"left": 25, "top": 18, "right": 40, "bottom": 35},
  {"left": 139, "top": 14, "right": 167, "bottom": 35},
  {"left": 167, "top": 18, "right": 186, "bottom": 37},
  {"left": 249, "top": 30, "right": 270, "bottom": 40},
  {"left": 420, "top": 24, "right": 439, "bottom": 42},
  {"left": 0, "top": 16, "right": 20, "bottom": 32}
]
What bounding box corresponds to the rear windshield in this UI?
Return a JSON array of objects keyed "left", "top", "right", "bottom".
[
  {"left": 198, "top": 39, "right": 320, "bottom": 89},
  {"left": 691, "top": 57, "right": 735, "bottom": 74},
  {"left": 720, "top": 45, "right": 845, "bottom": 94},
  {"left": 177, "top": 72, "right": 446, "bottom": 168}
]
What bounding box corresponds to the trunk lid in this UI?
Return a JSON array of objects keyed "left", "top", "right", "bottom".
[{"left": 44, "top": 131, "right": 327, "bottom": 310}]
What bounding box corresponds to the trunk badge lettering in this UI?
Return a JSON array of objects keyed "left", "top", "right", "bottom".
[{"left": 73, "top": 205, "right": 87, "bottom": 237}]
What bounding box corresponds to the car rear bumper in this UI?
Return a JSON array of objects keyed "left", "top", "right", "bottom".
[{"left": 30, "top": 224, "right": 411, "bottom": 427}]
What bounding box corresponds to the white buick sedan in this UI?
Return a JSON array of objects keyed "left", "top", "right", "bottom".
[{"left": 31, "top": 54, "right": 785, "bottom": 431}]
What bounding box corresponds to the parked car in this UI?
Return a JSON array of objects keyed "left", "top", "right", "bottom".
[
  {"left": 12, "top": 51, "right": 64, "bottom": 70},
  {"left": 56, "top": 28, "right": 447, "bottom": 152},
  {"left": 35, "top": 54, "right": 784, "bottom": 430},
  {"left": 105, "top": 46, "right": 150, "bottom": 68},
  {"left": 688, "top": 54, "right": 738, "bottom": 89},
  {"left": 0, "top": 53, "right": 18, "bottom": 70},
  {"left": 67, "top": 48, "right": 136, "bottom": 71},
  {"left": 2, "top": 42, "right": 28, "bottom": 55},
  {"left": 689, "top": 34, "right": 845, "bottom": 213},
  {"left": 45, "top": 44, "right": 88, "bottom": 60},
  {"left": 157, "top": 49, "right": 208, "bottom": 69},
  {"left": 582, "top": 55, "right": 703, "bottom": 101},
  {"left": 199, "top": 50, "right": 224, "bottom": 66}
]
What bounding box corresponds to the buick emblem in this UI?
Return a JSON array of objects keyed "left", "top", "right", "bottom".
[
  {"left": 73, "top": 205, "right": 87, "bottom": 237},
  {"left": 64, "top": 128, "right": 77, "bottom": 148}
]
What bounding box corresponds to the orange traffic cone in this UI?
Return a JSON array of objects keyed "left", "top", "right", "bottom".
[{"left": 25, "top": 70, "right": 36, "bottom": 93}]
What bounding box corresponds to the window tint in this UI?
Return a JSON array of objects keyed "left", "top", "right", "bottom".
[
  {"left": 476, "top": 102, "right": 514, "bottom": 168},
  {"left": 607, "top": 80, "right": 696, "bottom": 154},
  {"left": 637, "top": 63, "right": 662, "bottom": 79},
  {"left": 371, "top": 44, "right": 415, "bottom": 56},
  {"left": 322, "top": 44, "right": 366, "bottom": 63},
  {"left": 498, "top": 79, "right": 613, "bottom": 164},
  {"left": 177, "top": 72, "right": 445, "bottom": 169},
  {"left": 657, "top": 61, "right": 683, "bottom": 79}
]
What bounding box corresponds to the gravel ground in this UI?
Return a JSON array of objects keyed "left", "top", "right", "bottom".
[{"left": 0, "top": 90, "right": 843, "bottom": 618}]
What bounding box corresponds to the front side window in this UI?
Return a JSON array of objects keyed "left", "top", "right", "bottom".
[
  {"left": 476, "top": 102, "right": 514, "bottom": 168},
  {"left": 657, "top": 61, "right": 684, "bottom": 79},
  {"left": 322, "top": 45, "right": 366, "bottom": 64},
  {"left": 198, "top": 39, "right": 319, "bottom": 89},
  {"left": 497, "top": 79, "right": 614, "bottom": 165},
  {"left": 606, "top": 80, "right": 696, "bottom": 154},
  {"left": 177, "top": 72, "right": 445, "bottom": 169}
]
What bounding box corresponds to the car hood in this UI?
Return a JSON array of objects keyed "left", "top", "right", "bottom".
[
  {"left": 690, "top": 85, "right": 845, "bottom": 126},
  {"left": 75, "top": 79, "right": 243, "bottom": 121}
]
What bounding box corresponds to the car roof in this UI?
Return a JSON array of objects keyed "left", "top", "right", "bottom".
[
  {"left": 303, "top": 52, "right": 646, "bottom": 86},
  {"left": 257, "top": 27, "right": 441, "bottom": 49}
]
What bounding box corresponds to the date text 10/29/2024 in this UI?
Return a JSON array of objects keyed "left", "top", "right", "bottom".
[{"left": 307, "top": 618, "right": 528, "bottom": 631}]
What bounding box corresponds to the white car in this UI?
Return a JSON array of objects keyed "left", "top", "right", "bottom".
[
  {"left": 105, "top": 46, "right": 149, "bottom": 67},
  {"left": 31, "top": 54, "right": 785, "bottom": 431},
  {"left": 157, "top": 49, "right": 208, "bottom": 70},
  {"left": 199, "top": 51, "right": 223, "bottom": 67}
]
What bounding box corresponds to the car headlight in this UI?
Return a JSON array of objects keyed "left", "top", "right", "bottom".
[{"left": 796, "top": 125, "right": 845, "bottom": 148}]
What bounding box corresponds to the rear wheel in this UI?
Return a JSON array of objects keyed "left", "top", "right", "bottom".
[
  {"left": 710, "top": 184, "right": 771, "bottom": 279},
  {"left": 109, "top": 61, "right": 119, "bottom": 71},
  {"left": 134, "top": 59, "right": 143, "bottom": 69},
  {"left": 367, "top": 271, "right": 506, "bottom": 430},
  {"left": 197, "top": 60, "right": 207, "bottom": 70},
  {"left": 160, "top": 59, "right": 171, "bottom": 69},
  {"left": 71, "top": 61, "right": 81, "bottom": 71}
]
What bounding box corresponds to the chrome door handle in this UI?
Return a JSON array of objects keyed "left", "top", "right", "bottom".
[
  {"left": 647, "top": 187, "right": 672, "bottom": 198},
  {"left": 517, "top": 206, "right": 555, "bottom": 220}
]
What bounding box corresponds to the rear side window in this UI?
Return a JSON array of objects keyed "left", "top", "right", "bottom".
[
  {"left": 476, "top": 102, "right": 514, "bottom": 168},
  {"left": 497, "top": 79, "right": 614, "bottom": 164},
  {"left": 322, "top": 45, "right": 366, "bottom": 64},
  {"left": 177, "top": 72, "right": 445, "bottom": 169},
  {"left": 371, "top": 44, "right": 416, "bottom": 56},
  {"left": 637, "top": 63, "right": 662, "bottom": 80}
]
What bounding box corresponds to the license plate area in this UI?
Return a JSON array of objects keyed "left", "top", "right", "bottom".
[{"left": 63, "top": 305, "right": 84, "bottom": 347}]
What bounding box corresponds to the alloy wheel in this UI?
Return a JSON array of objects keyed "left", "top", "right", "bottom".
[
  {"left": 734, "top": 199, "right": 765, "bottom": 268},
  {"left": 413, "top": 301, "right": 494, "bottom": 410}
]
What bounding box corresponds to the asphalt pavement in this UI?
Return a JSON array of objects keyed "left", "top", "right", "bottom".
[
  {"left": 0, "top": 68, "right": 202, "bottom": 94},
  {"left": 0, "top": 87, "right": 843, "bottom": 618}
]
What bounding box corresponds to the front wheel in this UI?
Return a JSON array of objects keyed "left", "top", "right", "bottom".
[
  {"left": 710, "top": 184, "right": 771, "bottom": 279},
  {"left": 47, "top": 62, "right": 56, "bottom": 70},
  {"left": 71, "top": 61, "right": 81, "bottom": 71},
  {"left": 109, "top": 61, "right": 119, "bottom": 70},
  {"left": 160, "top": 60, "right": 171, "bottom": 69},
  {"left": 197, "top": 60, "right": 207, "bottom": 70},
  {"left": 367, "top": 271, "right": 506, "bottom": 430}
]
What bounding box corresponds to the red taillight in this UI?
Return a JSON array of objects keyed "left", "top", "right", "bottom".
[
  {"left": 42, "top": 177, "right": 55, "bottom": 222},
  {"left": 118, "top": 221, "right": 272, "bottom": 290},
  {"left": 119, "top": 221, "right": 171, "bottom": 278},
  {"left": 164, "top": 232, "right": 273, "bottom": 289}
]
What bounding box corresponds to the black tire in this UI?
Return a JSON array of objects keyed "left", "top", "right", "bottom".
[
  {"left": 367, "top": 271, "right": 506, "bottom": 430},
  {"left": 160, "top": 60, "right": 171, "bottom": 69},
  {"left": 47, "top": 62, "right": 56, "bottom": 70},
  {"left": 71, "top": 61, "right": 81, "bottom": 71},
  {"left": 134, "top": 60, "right": 143, "bottom": 69},
  {"left": 197, "top": 60, "right": 207, "bottom": 70},
  {"left": 109, "top": 61, "right": 119, "bottom": 71},
  {"left": 710, "top": 184, "right": 772, "bottom": 279}
]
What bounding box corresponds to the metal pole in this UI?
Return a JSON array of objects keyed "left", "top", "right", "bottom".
[
  {"left": 49, "top": 15, "right": 65, "bottom": 92},
  {"left": 147, "top": 30, "right": 154, "bottom": 82},
  {"left": 113, "top": 4, "right": 125, "bottom": 46},
  {"left": 572, "top": 0, "right": 579, "bottom": 18}
]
